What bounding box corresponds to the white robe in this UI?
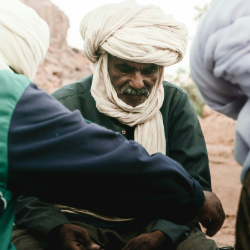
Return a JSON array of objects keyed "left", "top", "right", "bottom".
[{"left": 190, "top": 0, "right": 250, "bottom": 182}]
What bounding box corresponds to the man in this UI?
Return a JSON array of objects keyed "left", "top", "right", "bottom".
[
  {"left": 0, "top": 1, "right": 225, "bottom": 250},
  {"left": 14, "top": 1, "right": 224, "bottom": 250},
  {"left": 190, "top": 0, "right": 250, "bottom": 249}
]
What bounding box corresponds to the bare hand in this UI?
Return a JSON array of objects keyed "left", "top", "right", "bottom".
[
  {"left": 197, "top": 191, "right": 225, "bottom": 237},
  {"left": 59, "top": 224, "right": 101, "bottom": 250},
  {"left": 121, "top": 230, "right": 166, "bottom": 250}
]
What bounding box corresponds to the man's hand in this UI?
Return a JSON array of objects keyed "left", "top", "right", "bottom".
[
  {"left": 197, "top": 191, "right": 225, "bottom": 237},
  {"left": 121, "top": 230, "right": 167, "bottom": 250},
  {"left": 58, "top": 224, "right": 101, "bottom": 250}
]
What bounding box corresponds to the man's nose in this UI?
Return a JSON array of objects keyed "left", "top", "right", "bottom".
[{"left": 129, "top": 71, "right": 144, "bottom": 90}]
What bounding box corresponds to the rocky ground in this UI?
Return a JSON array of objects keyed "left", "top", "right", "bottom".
[
  {"left": 200, "top": 107, "right": 241, "bottom": 248},
  {"left": 20, "top": 0, "right": 241, "bottom": 248}
]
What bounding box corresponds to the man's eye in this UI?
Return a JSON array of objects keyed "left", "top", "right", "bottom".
[
  {"left": 142, "top": 69, "right": 156, "bottom": 75},
  {"left": 118, "top": 68, "right": 132, "bottom": 73}
]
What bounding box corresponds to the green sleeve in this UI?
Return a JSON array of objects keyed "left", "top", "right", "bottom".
[
  {"left": 51, "top": 92, "right": 81, "bottom": 113},
  {"left": 168, "top": 92, "right": 211, "bottom": 191},
  {"left": 15, "top": 196, "right": 71, "bottom": 248},
  {"left": 150, "top": 219, "right": 191, "bottom": 247},
  {"left": 149, "top": 90, "right": 210, "bottom": 247}
]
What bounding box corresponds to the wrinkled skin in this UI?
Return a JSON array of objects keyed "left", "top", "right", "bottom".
[{"left": 108, "top": 54, "right": 160, "bottom": 107}]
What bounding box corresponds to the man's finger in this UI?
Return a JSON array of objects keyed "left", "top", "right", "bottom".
[
  {"left": 85, "top": 242, "right": 101, "bottom": 250},
  {"left": 76, "top": 230, "right": 101, "bottom": 250},
  {"left": 200, "top": 217, "right": 223, "bottom": 237},
  {"left": 205, "top": 219, "right": 223, "bottom": 237},
  {"left": 198, "top": 191, "right": 225, "bottom": 236},
  {"left": 63, "top": 242, "right": 82, "bottom": 250},
  {"left": 121, "top": 240, "right": 136, "bottom": 250},
  {"left": 64, "top": 241, "right": 101, "bottom": 250}
]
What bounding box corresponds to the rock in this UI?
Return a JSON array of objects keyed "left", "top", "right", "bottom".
[{"left": 19, "top": 0, "right": 93, "bottom": 93}]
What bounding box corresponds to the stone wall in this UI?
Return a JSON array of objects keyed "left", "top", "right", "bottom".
[{"left": 20, "top": 0, "right": 93, "bottom": 93}]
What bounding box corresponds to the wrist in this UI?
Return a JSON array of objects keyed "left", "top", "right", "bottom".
[
  {"left": 151, "top": 230, "right": 167, "bottom": 244},
  {"left": 151, "top": 230, "right": 173, "bottom": 247},
  {"left": 197, "top": 191, "right": 209, "bottom": 219},
  {"left": 151, "top": 230, "right": 165, "bottom": 239},
  {"left": 48, "top": 223, "right": 67, "bottom": 243}
]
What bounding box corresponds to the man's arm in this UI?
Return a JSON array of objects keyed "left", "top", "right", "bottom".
[
  {"left": 119, "top": 91, "right": 223, "bottom": 250},
  {"left": 8, "top": 83, "right": 203, "bottom": 224},
  {"left": 136, "top": 89, "right": 212, "bottom": 247},
  {"left": 14, "top": 196, "right": 71, "bottom": 248},
  {"left": 167, "top": 90, "right": 211, "bottom": 190},
  {"left": 119, "top": 190, "right": 225, "bottom": 250}
]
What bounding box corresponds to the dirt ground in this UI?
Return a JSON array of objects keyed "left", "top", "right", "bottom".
[{"left": 199, "top": 108, "right": 242, "bottom": 248}]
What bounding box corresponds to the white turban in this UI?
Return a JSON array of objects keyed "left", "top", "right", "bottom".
[
  {"left": 0, "top": 0, "right": 50, "bottom": 81},
  {"left": 190, "top": 0, "right": 250, "bottom": 182},
  {"left": 80, "top": 0, "right": 188, "bottom": 155}
]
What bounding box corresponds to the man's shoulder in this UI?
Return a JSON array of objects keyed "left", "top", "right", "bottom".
[
  {"left": 0, "top": 70, "right": 31, "bottom": 87},
  {"left": 52, "top": 74, "right": 93, "bottom": 100},
  {"left": 0, "top": 70, "right": 31, "bottom": 101},
  {"left": 161, "top": 80, "right": 189, "bottom": 112},
  {"left": 162, "top": 80, "right": 187, "bottom": 96}
]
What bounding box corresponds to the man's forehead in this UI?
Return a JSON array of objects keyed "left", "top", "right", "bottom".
[{"left": 110, "top": 55, "right": 157, "bottom": 69}]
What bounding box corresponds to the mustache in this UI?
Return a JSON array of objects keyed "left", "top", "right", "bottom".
[{"left": 120, "top": 87, "right": 149, "bottom": 96}]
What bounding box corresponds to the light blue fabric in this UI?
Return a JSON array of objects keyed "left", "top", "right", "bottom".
[{"left": 190, "top": 0, "right": 250, "bottom": 182}]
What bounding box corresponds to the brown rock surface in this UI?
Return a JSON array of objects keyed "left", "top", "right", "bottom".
[{"left": 20, "top": 0, "right": 93, "bottom": 93}]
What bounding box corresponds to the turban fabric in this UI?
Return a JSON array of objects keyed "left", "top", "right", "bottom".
[
  {"left": 190, "top": 0, "right": 250, "bottom": 182},
  {"left": 0, "top": 0, "right": 49, "bottom": 81},
  {"left": 80, "top": 0, "right": 188, "bottom": 155}
]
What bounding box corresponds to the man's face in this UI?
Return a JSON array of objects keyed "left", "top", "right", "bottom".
[{"left": 108, "top": 54, "right": 160, "bottom": 107}]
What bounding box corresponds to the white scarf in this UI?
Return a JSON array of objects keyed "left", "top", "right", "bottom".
[
  {"left": 80, "top": 0, "right": 188, "bottom": 155},
  {"left": 0, "top": 0, "right": 49, "bottom": 80}
]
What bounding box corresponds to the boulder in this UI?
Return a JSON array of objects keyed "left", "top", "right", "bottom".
[{"left": 20, "top": 0, "right": 93, "bottom": 93}]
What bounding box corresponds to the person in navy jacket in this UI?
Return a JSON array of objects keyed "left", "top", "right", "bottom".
[{"left": 0, "top": 1, "right": 224, "bottom": 250}]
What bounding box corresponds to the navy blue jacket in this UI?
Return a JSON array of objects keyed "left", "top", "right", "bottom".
[
  {"left": 8, "top": 82, "right": 204, "bottom": 222},
  {"left": 0, "top": 71, "right": 204, "bottom": 250},
  {"left": 5, "top": 77, "right": 206, "bottom": 225}
]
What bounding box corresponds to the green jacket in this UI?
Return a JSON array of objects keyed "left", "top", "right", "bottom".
[{"left": 15, "top": 74, "right": 211, "bottom": 248}]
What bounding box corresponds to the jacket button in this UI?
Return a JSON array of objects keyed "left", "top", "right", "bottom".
[{"left": 121, "top": 130, "right": 126, "bottom": 135}]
